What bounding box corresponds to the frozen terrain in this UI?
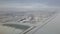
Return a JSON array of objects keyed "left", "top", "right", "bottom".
[
  {"left": 29, "top": 11, "right": 60, "bottom": 34},
  {"left": 0, "top": 11, "right": 57, "bottom": 34}
]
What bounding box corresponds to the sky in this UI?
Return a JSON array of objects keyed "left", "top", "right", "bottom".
[{"left": 0, "top": 0, "right": 60, "bottom": 11}]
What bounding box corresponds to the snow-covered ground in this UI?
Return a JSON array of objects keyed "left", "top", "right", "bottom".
[
  {"left": 0, "top": 25, "right": 23, "bottom": 34},
  {"left": 31, "top": 12, "right": 60, "bottom": 34},
  {"left": 26, "top": 12, "right": 60, "bottom": 34},
  {"left": 0, "top": 11, "right": 57, "bottom": 34}
]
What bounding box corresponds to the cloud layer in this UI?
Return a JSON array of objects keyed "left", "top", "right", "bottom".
[{"left": 0, "top": 0, "right": 60, "bottom": 11}]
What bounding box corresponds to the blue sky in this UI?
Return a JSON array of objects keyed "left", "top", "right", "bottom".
[{"left": 0, "top": 0, "right": 60, "bottom": 11}]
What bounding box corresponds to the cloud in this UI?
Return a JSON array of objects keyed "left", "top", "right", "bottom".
[
  {"left": 0, "top": 3, "right": 55, "bottom": 11},
  {"left": 0, "top": 0, "right": 60, "bottom": 12}
]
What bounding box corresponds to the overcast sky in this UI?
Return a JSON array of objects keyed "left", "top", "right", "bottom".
[{"left": 0, "top": 0, "right": 60, "bottom": 11}]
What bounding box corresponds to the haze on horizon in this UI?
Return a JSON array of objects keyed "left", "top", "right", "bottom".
[{"left": 0, "top": 0, "right": 60, "bottom": 12}]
